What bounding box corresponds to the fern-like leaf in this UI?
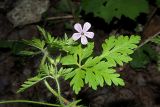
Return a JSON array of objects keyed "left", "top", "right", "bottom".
[
  {"left": 17, "top": 75, "right": 46, "bottom": 93},
  {"left": 61, "top": 43, "right": 94, "bottom": 66},
  {"left": 63, "top": 35, "right": 140, "bottom": 94},
  {"left": 37, "top": 26, "right": 55, "bottom": 44},
  {"left": 23, "top": 39, "right": 45, "bottom": 50},
  {"left": 85, "top": 61, "right": 124, "bottom": 89},
  {"left": 69, "top": 69, "right": 85, "bottom": 94},
  {"left": 102, "top": 35, "right": 140, "bottom": 66}
]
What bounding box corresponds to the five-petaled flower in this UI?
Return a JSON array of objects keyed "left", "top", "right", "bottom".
[{"left": 72, "top": 22, "right": 94, "bottom": 45}]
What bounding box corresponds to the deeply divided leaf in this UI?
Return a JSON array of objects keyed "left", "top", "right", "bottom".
[
  {"left": 70, "top": 69, "right": 85, "bottom": 94},
  {"left": 102, "top": 35, "right": 141, "bottom": 66},
  {"left": 17, "top": 75, "right": 45, "bottom": 93},
  {"left": 61, "top": 43, "right": 94, "bottom": 66},
  {"left": 23, "top": 39, "right": 45, "bottom": 50},
  {"left": 64, "top": 35, "right": 140, "bottom": 94}
]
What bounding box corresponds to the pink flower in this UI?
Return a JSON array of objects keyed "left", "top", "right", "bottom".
[{"left": 72, "top": 22, "right": 94, "bottom": 45}]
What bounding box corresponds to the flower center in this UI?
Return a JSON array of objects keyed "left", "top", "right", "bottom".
[{"left": 81, "top": 32, "right": 84, "bottom": 35}]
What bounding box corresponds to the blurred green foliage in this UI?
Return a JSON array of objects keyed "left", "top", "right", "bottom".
[
  {"left": 0, "top": 40, "right": 26, "bottom": 55},
  {"left": 151, "top": 35, "right": 160, "bottom": 71},
  {"left": 130, "top": 44, "right": 157, "bottom": 69},
  {"left": 152, "top": 35, "right": 160, "bottom": 45},
  {"left": 156, "top": 0, "right": 160, "bottom": 7},
  {"left": 81, "top": 0, "right": 149, "bottom": 23}
]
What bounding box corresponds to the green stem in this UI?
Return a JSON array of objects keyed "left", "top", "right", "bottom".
[
  {"left": 44, "top": 80, "right": 59, "bottom": 96},
  {"left": 52, "top": 59, "right": 65, "bottom": 106},
  {"left": 44, "top": 80, "right": 69, "bottom": 105},
  {"left": 55, "top": 77, "right": 64, "bottom": 106},
  {"left": 40, "top": 49, "right": 48, "bottom": 66},
  {"left": 41, "top": 49, "right": 69, "bottom": 106},
  {"left": 0, "top": 100, "right": 60, "bottom": 106}
]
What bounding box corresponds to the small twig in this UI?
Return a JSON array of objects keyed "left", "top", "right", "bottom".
[
  {"left": 147, "top": 7, "right": 157, "bottom": 24},
  {"left": 138, "top": 31, "right": 160, "bottom": 49},
  {"left": 142, "top": 7, "right": 157, "bottom": 34},
  {"left": 138, "top": 7, "right": 159, "bottom": 49},
  {"left": 46, "top": 15, "right": 76, "bottom": 21}
]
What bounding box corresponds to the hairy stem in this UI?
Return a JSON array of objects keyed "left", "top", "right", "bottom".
[
  {"left": 41, "top": 49, "right": 69, "bottom": 106},
  {"left": 0, "top": 100, "right": 60, "bottom": 106},
  {"left": 44, "top": 80, "right": 69, "bottom": 105},
  {"left": 55, "top": 77, "right": 64, "bottom": 106},
  {"left": 40, "top": 49, "right": 48, "bottom": 66}
]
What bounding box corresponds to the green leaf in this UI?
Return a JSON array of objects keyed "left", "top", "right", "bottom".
[
  {"left": 85, "top": 70, "right": 98, "bottom": 90},
  {"left": 92, "top": 61, "right": 124, "bottom": 86},
  {"left": 81, "top": 42, "right": 94, "bottom": 59},
  {"left": 82, "top": 0, "right": 149, "bottom": 23},
  {"left": 61, "top": 43, "right": 94, "bottom": 66},
  {"left": 66, "top": 61, "right": 125, "bottom": 94},
  {"left": 83, "top": 56, "right": 101, "bottom": 68},
  {"left": 76, "top": 61, "right": 125, "bottom": 92},
  {"left": 103, "top": 70, "right": 124, "bottom": 86},
  {"left": 23, "top": 39, "right": 45, "bottom": 50},
  {"left": 37, "top": 26, "right": 55, "bottom": 44},
  {"left": 61, "top": 54, "right": 77, "bottom": 65},
  {"left": 93, "top": 68, "right": 104, "bottom": 87},
  {"left": 63, "top": 35, "right": 139, "bottom": 94},
  {"left": 102, "top": 35, "right": 141, "bottom": 66},
  {"left": 64, "top": 69, "right": 77, "bottom": 80},
  {"left": 38, "top": 63, "right": 57, "bottom": 76},
  {"left": 70, "top": 69, "right": 85, "bottom": 94},
  {"left": 38, "top": 26, "right": 73, "bottom": 49},
  {"left": 17, "top": 75, "right": 45, "bottom": 93},
  {"left": 58, "top": 68, "right": 73, "bottom": 76}
]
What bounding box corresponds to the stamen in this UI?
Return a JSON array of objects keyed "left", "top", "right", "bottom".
[{"left": 81, "top": 32, "right": 84, "bottom": 35}]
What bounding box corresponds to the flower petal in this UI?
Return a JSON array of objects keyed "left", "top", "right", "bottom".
[
  {"left": 83, "top": 22, "right": 91, "bottom": 32},
  {"left": 72, "top": 33, "right": 81, "bottom": 41},
  {"left": 85, "top": 32, "right": 94, "bottom": 39},
  {"left": 81, "top": 35, "right": 88, "bottom": 45},
  {"left": 74, "top": 23, "right": 82, "bottom": 33}
]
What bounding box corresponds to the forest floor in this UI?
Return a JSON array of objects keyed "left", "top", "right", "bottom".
[{"left": 0, "top": 0, "right": 160, "bottom": 107}]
